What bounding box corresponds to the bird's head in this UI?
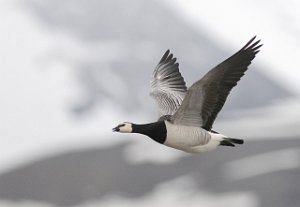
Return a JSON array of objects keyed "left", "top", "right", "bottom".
[{"left": 112, "top": 122, "right": 133, "bottom": 133}]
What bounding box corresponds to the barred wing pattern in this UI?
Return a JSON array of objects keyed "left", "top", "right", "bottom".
[{"left": 150, "top": 50, "right": 187, "bottom": 116}]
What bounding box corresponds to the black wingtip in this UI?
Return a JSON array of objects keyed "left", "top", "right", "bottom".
[
  {"left": 242, "top": 36, "right": 262, "bottom": 50},
  {"left": 158, "top": 49, "right": 179, "bottom": 66},
  {"left": 239, "top": 36, "right": 263, "bottom": 56},
  {"left": 160, "top": 50, "right": 170, "bottom": 62},
  {"left": 159, "top": 49, "right": 173, "bottom": 64},
  {"left": 243, "top": 36, "right": 256, "bottom": 48}
]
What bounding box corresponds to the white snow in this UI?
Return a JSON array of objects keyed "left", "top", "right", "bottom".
[
  {"left": 164, "top": 0, "right": 300, "bottom": 95},
  {"left": 0, "top": 0, "right": 300, "bottom": 174},
  {"left": 0, "top": 1, "right": 127, "bottom": 173}
]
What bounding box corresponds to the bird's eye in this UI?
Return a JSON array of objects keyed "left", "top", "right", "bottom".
[{"left": 118, "top": 124, "right": 125, "bottom": 128}]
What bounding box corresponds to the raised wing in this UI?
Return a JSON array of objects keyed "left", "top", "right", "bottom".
[
  {"left": 171, "top": 36, "right": 262, "bottom": 130},
  {"left": 150, "top": 50, "right": 187, "bottom": 116}
]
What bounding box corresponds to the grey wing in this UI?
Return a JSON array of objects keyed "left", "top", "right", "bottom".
[
  {"left": 150, "top": 50, "right": 187, "bottom": 116},
  {"left": 171, "top": 36, "right": 262, "bottom": 130}
]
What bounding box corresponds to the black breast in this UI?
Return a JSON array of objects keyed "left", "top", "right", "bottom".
[{"left": 132, "top": 121, "right": 167, "bottom": 144}]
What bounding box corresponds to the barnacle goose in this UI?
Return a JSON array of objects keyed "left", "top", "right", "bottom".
[{"left": 113, "top": 37, "right": 262, "bottom": 153}]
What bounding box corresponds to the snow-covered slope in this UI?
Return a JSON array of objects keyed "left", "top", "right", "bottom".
[
  {"left": 0, "top": 0, "right": 299, "bottom": 173},
  {"left": 0, "top": 1, "right": 300, "bottom": 207},
  {"left": 165, "top": 0, "right": 300, "bottom": 95}
]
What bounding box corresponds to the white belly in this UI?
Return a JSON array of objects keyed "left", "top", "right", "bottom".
[{"left": 164, "top": 121, "right": 219, "bottom": 153}]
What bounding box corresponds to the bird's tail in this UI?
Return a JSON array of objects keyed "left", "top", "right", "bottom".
[{"left": 220, "top": 138, "right": 244, "bottom": 147}]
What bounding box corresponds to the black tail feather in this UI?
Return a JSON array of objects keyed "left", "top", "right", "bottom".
[
  {"left": 220, "top": 140, "right": 235, "bottom": 147},
  {"left": 225, "top": 138, "right": 244, "bottom": 144},
  {"left": 220, "top": 138, "right": 244, "bottom": 147}
]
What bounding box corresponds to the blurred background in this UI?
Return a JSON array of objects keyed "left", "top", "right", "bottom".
[{"left": 0, "top": 0, "right": 300, "bottom": 206}]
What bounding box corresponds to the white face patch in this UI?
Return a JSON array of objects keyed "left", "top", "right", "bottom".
[{"left": 115, "top": 122, "right": 133, "bottom": 133}]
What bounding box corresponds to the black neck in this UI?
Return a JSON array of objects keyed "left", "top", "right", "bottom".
[{"left": 132, "top": 121, "right": 167, "bottom": 144}]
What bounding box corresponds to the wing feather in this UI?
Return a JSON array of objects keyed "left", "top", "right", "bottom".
[
  {"left": 171, "top": 36, "right": 262, "bottom": 130},
  {"left": 150, "top": 50, "right": 187, "bottom": 116}
]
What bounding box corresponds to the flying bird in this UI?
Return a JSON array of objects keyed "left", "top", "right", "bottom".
[{"left": 113, "top": 37, "right": 262, "bottom": 153}]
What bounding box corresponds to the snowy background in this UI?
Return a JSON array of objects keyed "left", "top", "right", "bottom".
[{"left": 0, "top": 0, "right": 300, "bottom": 206}]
